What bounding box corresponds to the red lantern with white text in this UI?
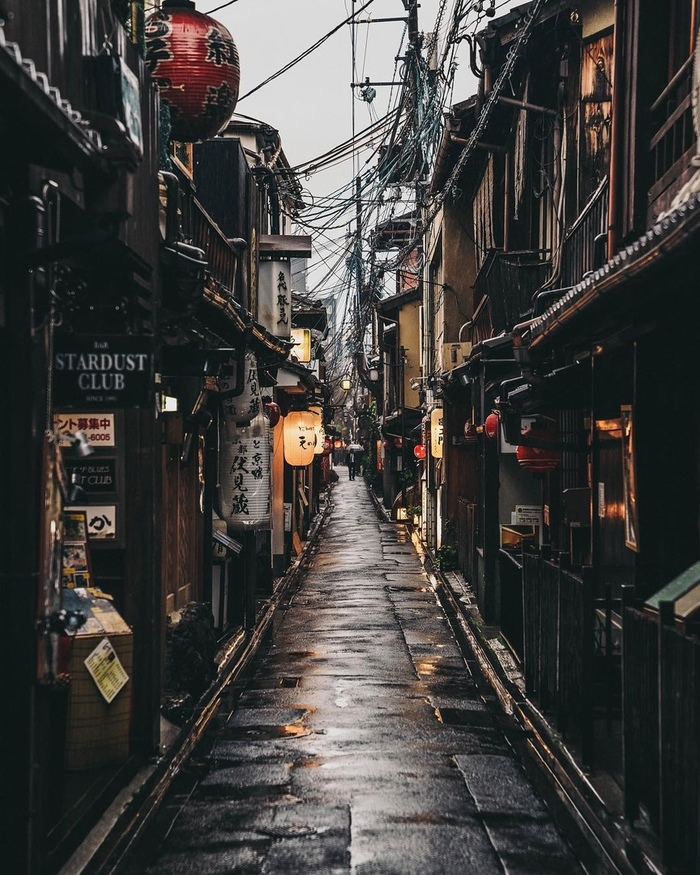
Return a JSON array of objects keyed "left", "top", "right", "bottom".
[
  {"left": 516, "top": 427, "right": 560, "bottom": 473},
  {"left": 484, "top": 412, "right": 499, "bottom": 440},
  {"left": 414, "top": 444, "right": 427, "bottom": 460},
  {"left": 145, "top": 0, "right": 240, "bottom": 142}
]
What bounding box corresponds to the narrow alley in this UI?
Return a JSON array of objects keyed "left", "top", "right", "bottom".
[{"left": 134, "top": 477, "right": 581, "bottom": 875}]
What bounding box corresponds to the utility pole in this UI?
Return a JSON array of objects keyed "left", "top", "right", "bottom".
[{"left": 402, "top": 0, "right": 419, "bottom": 47}]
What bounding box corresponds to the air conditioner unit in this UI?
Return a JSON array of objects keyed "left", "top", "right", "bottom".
[{"left": 441, "top": 342, "right": 472, "bottom": 372}]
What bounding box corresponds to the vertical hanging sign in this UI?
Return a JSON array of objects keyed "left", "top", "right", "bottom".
[
  {"left": 218, "top": 412, "right": 271, "bottom": 531},
  {"left": 430, "top": 407, "right": 444, "bottom": 459}
]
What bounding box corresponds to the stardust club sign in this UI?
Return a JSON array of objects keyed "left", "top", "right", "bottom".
[{"left": 53, "top": 336, "right": 154, "bottom": 409}]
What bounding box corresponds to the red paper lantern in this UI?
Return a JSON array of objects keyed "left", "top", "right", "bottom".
[
  {"left": 484, "top": 412, "right": 500, "bottom": 440},
  {"left": 264, "top": 401, "right": 281, "bottom": 428},
  {"left": 323, "top": 437, "right": 333, "bottom": 455},
  {"left": 393, "top": 437, "right": 403, "bottom": 448},
  {"left": 413, "top": 444, "right": 427, "bottom": 460},
  {"left": 516, "top": 428, "right": 561, "bottom": 472},
  {"left": 145, "top": 0, "right": 240, "bottom": 142}
]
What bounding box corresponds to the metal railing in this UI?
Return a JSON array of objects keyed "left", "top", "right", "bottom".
[
  {"left": 649, "top": 55, "right": 697, "bottom": 213},
  {"left": 559, "top": 177, "right": 609, "bottom": 288},
  {"left": 190, "top": 199, "right": 238, "bottom": 298},
  {"left": 522, "top": 550, "right": 596, "bottom": 766},
  {"left": 472, "top": 249, "right": 551, "bottom": 338},
  {"left": 623, "top": 594, "right": 700, "bottom": 872}
]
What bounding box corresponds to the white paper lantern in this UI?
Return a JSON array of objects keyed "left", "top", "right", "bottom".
[
  {"left": 283, "top": 410, "right": 316, "bottom": 466},
  {"left": 219, "top": 351, "right": 262, "bottom": 425},
  {"left": 219, "top": 412, "right": 271, "bottom": 530}
]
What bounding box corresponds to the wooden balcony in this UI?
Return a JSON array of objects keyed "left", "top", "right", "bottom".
[
  {"left": 173, "top": 164, "right": 240, "bottom": 301},
  {"left": 560, "top": 177, "right": 609, "bottom": 288},
  {"left": 648, "top": 55, "right": 698, "bottom": 219},
  {"left": 471, "top": 249, "right": 551, "bottom": 341}
]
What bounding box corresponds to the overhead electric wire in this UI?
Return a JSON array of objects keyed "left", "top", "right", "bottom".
[
  {"left": 237, "top": 0, "right": 376, "bottom": 102},
  {"left": 384, "top": 0, "right": 549, "bottom": 269}
]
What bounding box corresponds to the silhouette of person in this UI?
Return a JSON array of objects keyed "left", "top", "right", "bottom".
[{"left": 347, "top": 449, "right": 356, "bottom": 480}]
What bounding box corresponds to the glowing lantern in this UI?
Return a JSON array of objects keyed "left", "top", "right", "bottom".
[
  {"left": 430, "top": 407, "right": 443, "bottom": 459},
  {"left": 341, "top": 378, "right": 352, "bottom": 391},
  {"left": 264, "top": 400, "right": 281, "bottom": 428},
  {"left": 218, "top": 412, "right": 271, "bottom": 531},
  {"left": 145, "top": 0, "right": 241, "bottom": 143},
  {"left": 414, "top": 443, "right": 427, "bottom": 460},
  {"left": 333, "top": 439, "right": 343, "bottom": 450},
  {"left": 484, "top": 412, "right": 500, "bottom": 440},
  {"left": 516, "top": 427, "right": 561, "bottom": 473},
  {"left": 283, "top": 410, "right": 316, "bottom": 466}
]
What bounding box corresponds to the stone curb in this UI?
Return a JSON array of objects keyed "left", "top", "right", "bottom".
[{"left": 407, "top": 526, "right": 663, "bottom": 875}]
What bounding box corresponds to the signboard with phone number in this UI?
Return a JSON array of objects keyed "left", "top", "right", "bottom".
[{"left": 54, "top": 413, "right": 115, "bottom": 447}]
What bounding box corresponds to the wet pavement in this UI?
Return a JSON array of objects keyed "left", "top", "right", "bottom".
[{"left": 138, "top": 476, "right": 581, "bottom": 874}]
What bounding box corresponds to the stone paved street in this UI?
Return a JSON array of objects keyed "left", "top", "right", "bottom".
[{"left": 140, "top": 476, "right": 581, "bottom": 874}]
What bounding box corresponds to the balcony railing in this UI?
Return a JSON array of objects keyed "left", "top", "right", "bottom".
[
  {"left": 471, "top": 249, "right": 551, "bottom": 340},
  {"left": 560, "top": 176, "right": 609, "bottom": 288},
  {"left": 190, "top": 200, "right": 238, "bottom": 297},
  {"left": 648, "top": 55, "right": 697, "bottom": 217}
]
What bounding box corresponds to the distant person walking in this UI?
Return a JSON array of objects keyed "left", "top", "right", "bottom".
[{"left": 347, "top": 449, "right": 356, "bottom": 480}]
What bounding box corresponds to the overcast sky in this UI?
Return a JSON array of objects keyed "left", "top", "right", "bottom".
[{"left": 198, "top": 0, "right": 517, "bottom": 292}]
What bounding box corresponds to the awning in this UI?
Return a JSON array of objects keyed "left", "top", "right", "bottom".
[
  {"left": 0, "top": 29, "right": 107, "bottom": 174},
  {"left": 513, "top": 187, "right": 700, "bottom": 356},
  {"left": 381, "top": 407, "right": 423, "bottom": 440}
]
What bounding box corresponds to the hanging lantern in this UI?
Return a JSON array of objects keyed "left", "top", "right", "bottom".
[
  {"left": 309, "top": 405, "right": 324, "bottom": 455},
  {"left": 218, "top": 412, "right": 271, "bottom": 531},
  {"left": 264, "top": 400, "right": 281, "bottom": 428},
  {"left": 484, "top": 412, "right": 500, "bottom": 440},
  {"left": 323, "top": 437, "right": 333, "bottom": 455},
  {"left": 283, "top": 410, "right": 316, "bottom": 466},
  {"left": 414, "top": 443, "right": 427, "bottom": 460},
  {"left": 314, "top": 425, "right": 326, "bottom": 455},
  {"left": 220, "top": 352, "right": 261, "bottom": 425},
  {"left": 430, "top": 407, "right": 444, "bottom": 459},
  {"left": 516, "top": 427, "right": 561, "bottom": 473},
  {"left": 333, "top": 439, "right": 343, "bottom": 450},
  {"left": 145, "top": 0, "right": 241, "bottom": 143},
  {"left": 393, "top": 437, "right": 403, "bottom": 448}
]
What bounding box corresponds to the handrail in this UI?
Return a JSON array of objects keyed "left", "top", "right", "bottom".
[
  {"left": 650, "top": 54, "right": 693, "bottom": 114},
  {"left": 562, "top": 176, "right": 609, "bottom": 241}
]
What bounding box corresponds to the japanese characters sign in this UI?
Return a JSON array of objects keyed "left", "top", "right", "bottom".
[
  {"left": 219, "top": 352, "right": 262, "bottom": 425},
  {"left": 69, "top": 505, "right": 117, "bottom": 539},
  {"left": 54, "top": 413, "right": 115, "bottom": 447},
  {"left": 430, "top": 407, "right": 444, "bottom": 459},
  {"left": 218, "top": 413, "right": 271, "bottom": 531}
]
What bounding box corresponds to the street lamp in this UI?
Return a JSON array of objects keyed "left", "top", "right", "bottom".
[{"left": 341, "top": 378, "right": 352, "bottom": 391}]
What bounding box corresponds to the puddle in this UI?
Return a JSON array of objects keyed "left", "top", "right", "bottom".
[{"left": 226, "top": 724, "right": 312, "bottom": 740}]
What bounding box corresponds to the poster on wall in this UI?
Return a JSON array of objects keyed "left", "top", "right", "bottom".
[{"left": 61, "top": 510, "right": 92, "bottom": 588}]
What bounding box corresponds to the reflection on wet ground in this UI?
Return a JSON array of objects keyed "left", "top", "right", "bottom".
[{"left": 137, "top": 478, "right": 582, "bottom": 875}]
